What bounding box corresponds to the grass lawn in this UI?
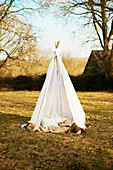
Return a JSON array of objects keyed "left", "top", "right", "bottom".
[{"left": 0, "top": 91, "right": 113, "bottom": 169}]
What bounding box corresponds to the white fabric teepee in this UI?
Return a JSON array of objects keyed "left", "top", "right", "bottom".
[{"left": 29, "top": 48, "right": 86, "bottom": 129}]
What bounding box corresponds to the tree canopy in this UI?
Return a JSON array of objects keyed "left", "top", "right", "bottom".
[{"left": 0, "top": 0, "right": 42, "bottom": 68}]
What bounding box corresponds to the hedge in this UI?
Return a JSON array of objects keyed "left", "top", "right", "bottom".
[
  {"left": 0, "top": 74, "right": 113, "bottom": 91},
  {"left": 70, "top": 74, "right": 113, "bottom": 91}
]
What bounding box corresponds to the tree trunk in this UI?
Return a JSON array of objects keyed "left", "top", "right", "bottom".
[
  {"left": 100, "top": 0, "right": 110, "bottom": 78},
  {"left": 104, "top": 50, "right": 111, "bottom": 78}
]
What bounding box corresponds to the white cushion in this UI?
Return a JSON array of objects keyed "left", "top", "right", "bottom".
[{"left": 41, "top": 117, "right": 58, "bottom": 128}]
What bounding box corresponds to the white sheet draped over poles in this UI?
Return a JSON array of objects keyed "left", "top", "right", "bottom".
[{"left": 30, "top": 50, "right": 86, "bottom": 129}]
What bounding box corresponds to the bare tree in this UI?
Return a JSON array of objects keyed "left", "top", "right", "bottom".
[
  {"left": 0, "top": 0, "right": 41, "bottom": 23},
  {"left": 0, "top": 13, "right": 38, "bottom": 68},
  {"left": 40, "top": 0, "right": 113, "bottom": 77},
  {"left": 0, "top": 0, "right": 41, "bottom": 68}
]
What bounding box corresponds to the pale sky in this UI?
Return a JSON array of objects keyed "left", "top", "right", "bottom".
[
  {"left": 29, "top": 10, "right": 97, "bottom": 58},
  {"left": 24, "top": 4, "right": 112, "bottom": 59},
  {"left": 12, "top": 0, "right": 105, "bottom": 58}
]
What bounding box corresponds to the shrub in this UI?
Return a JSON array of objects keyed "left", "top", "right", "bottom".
[
  {"left": 32, "top": 74, "right": 46, "bottom": 91},
  {"left": 0, "top": 77, "right": 13, "bottom": 89},
  {"left": 70, "top": 74, "right": 113, "bottom": 91},
  {"left": 12, "top": 75, "right": 46, "bottom": 91},
  {"left": 0, "top": 74, "right": 113, "bottom": 91},
  {"left": 12, "top": 75, "right": 34, "bottom": 90}
]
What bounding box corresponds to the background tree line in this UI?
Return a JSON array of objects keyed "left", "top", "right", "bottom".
[
  {"left": 0, "top": 0, "right": 113, "bottom": 82},
  {"left": 0, "top": 73, "right": 113, "bottom": 91}
]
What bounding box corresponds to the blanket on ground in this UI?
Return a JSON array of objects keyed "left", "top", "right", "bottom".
[{"left": 22, "top": 118, "right": 85, "bottom": 134}]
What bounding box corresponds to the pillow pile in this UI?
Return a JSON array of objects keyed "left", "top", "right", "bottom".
[{"left": 41, "top": 117, "right": 58, "bottom": 128}]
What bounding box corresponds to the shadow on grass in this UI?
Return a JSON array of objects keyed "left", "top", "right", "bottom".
[
  {"left": 0, "top": 112, "right": 112, "bottom": 170},
  {"left": 0, "top": 112, "right": 90, "bottom": 170},
  {"left": 0, "top": 112, "right": 30, "bottom": 125}
]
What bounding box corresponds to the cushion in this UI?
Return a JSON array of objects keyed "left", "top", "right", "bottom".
[{"left": 41, "top": 117, "right": 58, "bottom": 128}]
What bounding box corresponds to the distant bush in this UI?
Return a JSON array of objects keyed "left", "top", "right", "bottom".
[
  {"left": 12, "top": 75, "right": 46, "bottom": 91},
  {"left": 105, "top": 76, "right": 113, "bottom": 90},
  {"left": 0, "top": 77, "right": 13, "bottom": 90},
  {"left": 12, "top": 76, "right": 34, "bottom": 90},
  {"left": 70, "top": 74, "right": 113, "bottom": 91},
  {"left": 31, "top": 74, "right": 46, "bottom": 91},
  {"left": 0, "top": 74, "right": 113, "bottom": 91}
]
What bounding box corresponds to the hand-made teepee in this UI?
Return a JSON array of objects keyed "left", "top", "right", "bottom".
[{"left": 26, "top": 45, "right": 86, "bottom": 130}]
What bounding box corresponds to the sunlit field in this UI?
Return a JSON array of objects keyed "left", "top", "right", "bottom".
[{"left": 0, "top": 91, "right": 113, "bottom": 169}]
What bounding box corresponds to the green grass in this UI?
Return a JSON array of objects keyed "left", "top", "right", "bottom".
[{"left": 0, "top": 91, "right": 113, "bottom": 169}]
